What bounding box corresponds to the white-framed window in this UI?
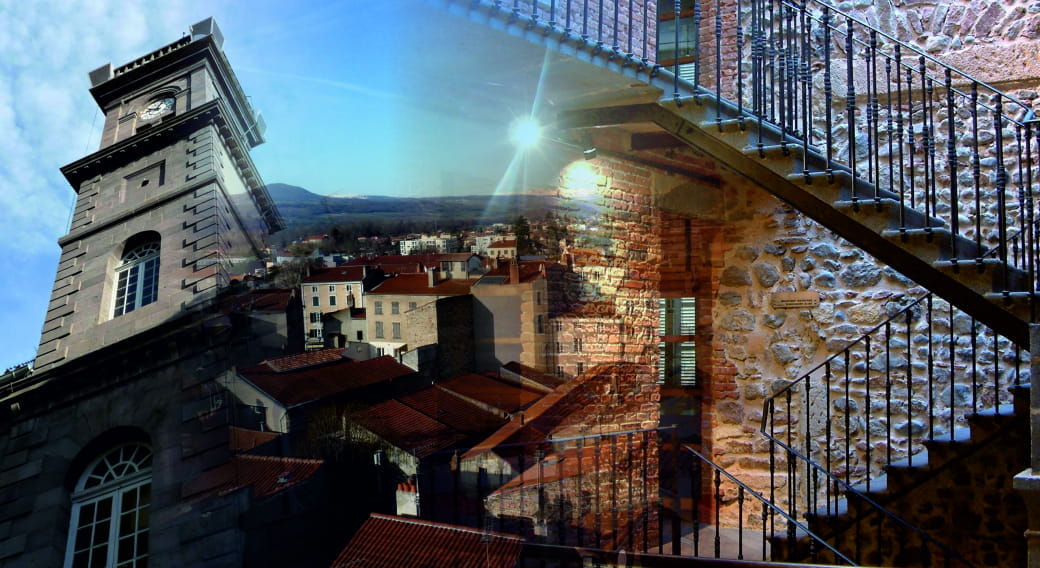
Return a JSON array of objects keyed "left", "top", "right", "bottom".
[
  {"left": 408, "top": 302, "right": 417, "bottom": 310},
  {"left": 392, "top": 322, "right": 401, "bottom": 339},
  {"left": 346, "top": 284, "right": 353, "bottom": 292},
  {"left": 374, "top": 301, "right": 383, "bottom": 315},
  {"left": 328, "top": 285, "right": 336, "bottom": 292},
  {"left": 311, "top": 286, "right": 318, "bottom": 293},
  {"left": 375, "top": 321, "right": 384, "bottom": 339},
  {"left": 311, "top": 296, "right": 319, "bottom": 307},
  {"left": 64, "top": 443, "right": 152, "bottom": 568},
  {"left": 391, "top": 301, "right": 399, "bottom": 315},
  {"left": 309, "top": 312, "right": 322, "bottom": 324},
  {"left": 536, "top": 315, "right": 544, "bottom": 334},
  {"left": 308, "top": 329, "right": 322, "bottom": 339},
  {"left": 113, "top": 240, "right": 160, "bottom": 317},
  {"left": 329, "top": 296, "right": 337, "bottom": 307}
]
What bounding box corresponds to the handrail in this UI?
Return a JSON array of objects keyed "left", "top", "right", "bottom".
[
  {"left": 761, "top": 407, "right": 978, "bottom": 567},
  {"left": 683, "top": 444, "right": 857, "bottom": 565},
  {"left": 761, "top": 289, "right": 1025, "bottom": 565}
]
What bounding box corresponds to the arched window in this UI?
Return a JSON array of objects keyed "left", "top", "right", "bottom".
[
  {"left": 113, "top": 237, "right": 160, "bottom": 317},
  {"left": 65, "top": 443, "right": 152, "bottom": 568}
]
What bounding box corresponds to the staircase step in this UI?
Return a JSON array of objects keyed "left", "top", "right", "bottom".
[
  {"left": 881, "top": 228, "right": 983, "bottom": 262},
  {"left": 833, "top": 198, "right": 938, "bottom": 233},
  {"left": 934, "top": 258, "right": 1031, "bottom": 292}
]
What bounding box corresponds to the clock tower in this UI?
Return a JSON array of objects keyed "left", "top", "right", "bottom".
[{"left": 35, "top": 18, "right": 283, "bottom": 371}]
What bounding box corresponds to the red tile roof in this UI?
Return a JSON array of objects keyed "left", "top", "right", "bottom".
[
  {"left": 369, "top": 274, "right": 477, "bottom": 296},
  {"left": 330, "top": 514, "right": 524, "bottom": 568},
  {"left": 397, "top": 387, "right": 507, "bottom": 435},
  {"left": 488, "top": 239, "right": 517, "bottom": 248},
  {"left": 239, "top": 355, "right": 414, "bottom": 407},
  {"left": 351, "top": 400, "right": 467, "bottom": 459},
  {"left": 436, "top": 374, "right": 542, "bottom": 414},
  {"left": 188, "top": 454, "right": 323, "bottom": 500},
  {"left": 228, "top": 426, "right": 280, "bottom": 452},
  {"left": 481, "top": 260, "right": 556, "bottom": 284},
  {"left": 262, "top": 348, "right": 347, "bottom": 372},
  {"left": 501, "top": 362, "right": 565, "bottom": 391},
  {"left": 303, "top": 266, "right": 370, "bottom": 283},
  {"left": 346, "top": 253, "right": 476, "bottom": 267},
  {"left": 220, "top": 288, "right": 295, "bottom": 313}
]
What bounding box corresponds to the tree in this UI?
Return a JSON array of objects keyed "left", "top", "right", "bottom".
[{"left": 514, "top": 215, "right": 534, "bottom": 255}]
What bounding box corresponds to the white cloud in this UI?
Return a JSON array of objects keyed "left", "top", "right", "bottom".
[{"left": 0, "top": 0, "right": 207, "bottom": 368}]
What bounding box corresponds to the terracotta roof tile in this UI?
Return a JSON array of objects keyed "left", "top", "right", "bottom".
[
  {"left": 228, "top": 426, "right": 280, "bottom": 452},
  {"left": 303, "top": 266, "right": 370, "bottom": 283},
  {"left": 369, "top": 274, "right": 477, "bottom": 296},
  {"left": 262, "top": 348, "right": 346, "bottom": 372},
  {"left": 488, "top": 239, "right": 517, "bottom": 248},
  {"left": 397, "top": 387, "right": 507, "bottom": 435},
  {"left": 436, "top": 374, "right": 542, "bottom": 414},
  {"left": 351, "top": 400, "right": 467, "bottom": 459},
  {"left": 330, "top": 513, "right": 523, "bottom": 568},
  {"left": 189, "top": 454, "right": 323, "bottom": 500},
  {"left": 501, "top": 362, "right": 565, "bottom": 391},
  {"left": 220, "top": 288, "right": 295, "bottom": 313},
  {"left": 239, "top": 355, "right": 414, "bottom": 407}
]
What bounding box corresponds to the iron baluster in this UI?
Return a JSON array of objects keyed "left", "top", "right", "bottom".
[
  {"left": 581, "top": 0, "right": 588, "bottom": 43},
  {"left": 949, "top": 301, "right": 956, "bottom": 435},
  {"left": 641, "top": 0, "right": 648, "bottom": 65},
  {"left": 753, "top": 0, "right": 765, "bottom": 155},
  {"left": 823, "top": 7, "right": 834, "bottom": 181},
  {"left": 907, "top": 66, "right": 917, "bottom": 211},
  {"left": 548, "top": 0, "right": 556, "bottom": 31},
  {"left": 844, "top": 350, "right": 851, "bottom": 486},
  {"left": 565, "top": 0, "right": 572, "bottom": 36},
  {"left": 674, "top": 0, "right": 681, "bottom": 101},
  {"left": 887, "top": 318, "right": 894, "bottom": 466},
  {"left": 715, "top": 0, "right": 723, "bottom": 129},
  {"left": 714, "top": 469, "right": 722, "bottom": 558},
  {"left": 692, "top": 0, "right": 701, "bottom": 87},
  {"left": 692, "top": 442, "right": 701, "bottom": 556},
  {"left": 670, "top": 428, "right": 680, "bottom": 555},
  {"left": 777, "top": 3, "right": 788, "bottom": 144},
  {"left": 626, "top": 0, "right": 633, "bottom": 58},
  {"left": 927, "top": 294, "right": 934, "bottom": 441},
  {"left": 736, "top": 0, "right": 745, "bottom": 120},
  {"left": 972, "top": 83, "right": 983, "bottom": 262},
  {"left": 865, "top": 335, "right": 872, "bottom": 488},
  {"left": 868, "top": 30, "right": 880, "bottom": 192},
  {"left": 947, "top": 69, "right": 960, "bottom": 258},
  {"left": 971, "top": 315, "right": 978, "bottom": 412},
  {"left": 824, "top": 361, "right": 832, "bottom": 514},
  {"left": 627, "top": 433, "right": 634, "bottom": 551},
  {"left": 596, "top": 0, "right": 604, "bottom": 52},
  {"left": 612, "top": 0, "right": 619, "bottom": 55},
  {"left": 996, "top": 98, "right": 1009, "bottom": 292},
  {"left": 576, "top": 436, "right": 584, "bottom": 547},
  {"left": 845, "top": 17, "right": 857, "bottom": 184},
  {"left": 800, "top": 0, "right": 812, "bottom": 179},
  {"left": 923, "top": 65, "right": 936, "bottom": 225},
  {"left": 594, "top": 439, "right": 602, "bottom": 547},
  {"left": 895, "top": 45, "right": 906, "bottom": 229},
  {"left": 906, "top": 297, "right": 915, "bottom": 467},
  {"left": 737, "top": 486, "right": 745, "bottom": 560}
]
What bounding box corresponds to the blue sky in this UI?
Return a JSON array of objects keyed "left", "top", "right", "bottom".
[{"left": 0, "top": 0, "right": 569, "bottom": 371}]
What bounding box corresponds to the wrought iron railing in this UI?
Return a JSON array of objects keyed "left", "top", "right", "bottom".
[
  {"left": 683, "top": 444, "right": 855, "bottom": 564},
  {"left": 762, "top": 292, "right": 1026, "bottom": 566},
  {"left": 694, "top": 0, "right": 1040, "bottom": 310}
]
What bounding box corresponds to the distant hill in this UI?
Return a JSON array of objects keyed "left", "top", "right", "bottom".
[{"left": 264, "top": 183, "right": 591, "bottom": 228}]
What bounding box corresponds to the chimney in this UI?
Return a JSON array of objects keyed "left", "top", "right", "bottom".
[
  {"left": 509, "top": 258, "right": 520, "bottom": 284},
  {"left": 427, "top": 267, "right": 439, "bottom": 288}
]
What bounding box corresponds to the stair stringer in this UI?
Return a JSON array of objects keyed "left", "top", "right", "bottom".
[
  {"left": 806, "top": 398, "right": 1029, "bottom": 567},
  {"left": 558, "top": 99, "right": 1031, "bottom": 346}
]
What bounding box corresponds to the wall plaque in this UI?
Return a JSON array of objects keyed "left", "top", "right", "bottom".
[{"left": 770, "top": 291, "right": 821, "bottom": 309}]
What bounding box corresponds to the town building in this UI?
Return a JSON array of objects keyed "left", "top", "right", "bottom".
[
  {"left": 4, "top": 1, "right": 1040, "bottom": 567},
  {"left": 301, "top": 266, "right": 386, "bottom": 348}
]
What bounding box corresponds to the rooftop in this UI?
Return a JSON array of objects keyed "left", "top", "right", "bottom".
[
  {"left": 369, "top": 274, "right": 478, "bottom": 296},
  {"left": 436, "top": 373, "right": 543, "bottom": 415},
  {"left": 330, "top": 513, "right": 524, "bottom": 568},
  {"left": 239, "top": 355, "right": 414, "bottom": 407},
  {"left": 351, "top": 399, "right": 468, "bottom": 459},
  {"left": 397, "top": 387, "right": 507, "bottom": 435},
  {"left": 303, "top": 266, "right": 373, "bottom": 284}
]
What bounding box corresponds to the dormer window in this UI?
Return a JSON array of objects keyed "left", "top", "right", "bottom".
[{"left": 113, "top": 236, "right": 160, "bottom": 317}]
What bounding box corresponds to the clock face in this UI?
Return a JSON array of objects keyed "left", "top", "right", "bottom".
[{"left": 139, "top": 97, "right": 174, "bottom": 120}]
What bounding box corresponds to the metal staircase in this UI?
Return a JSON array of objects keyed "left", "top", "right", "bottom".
[{"left": 436, "top": 0, "right": 1036, "bottom": 564}]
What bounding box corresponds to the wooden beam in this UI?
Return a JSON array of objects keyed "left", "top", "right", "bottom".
[{"left": 629, "top": 132, "right": 684, "bottom": 151}]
